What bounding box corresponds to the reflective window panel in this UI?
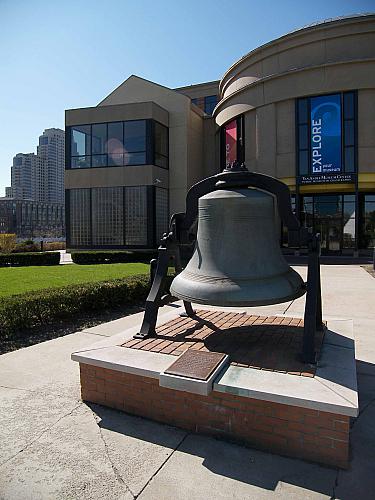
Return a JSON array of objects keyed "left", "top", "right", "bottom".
[
  {"left": 69, "top": 189, "right": 91, "bottom": 246},
  {"left": 124, "top": 186, "right": 148, "bottom": 246},
  {"left": 71, "top": 125, "right": 91, "bottom": 157},
  {"left": 92, "top": 187, "right": 124, "bottom": 246},
  {"left": 124, "top": 120, "right": 146, "bottom": 153},
  {"left": 92, "top": 123, "right": 107, "bottom": 155},
  {"left": 155, "top": 188, "right": 168, "bottom": 244}
]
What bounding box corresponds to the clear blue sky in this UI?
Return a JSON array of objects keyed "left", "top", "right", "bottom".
[{"left": 0, "top": 0, "right": 373, "bottom": 194}]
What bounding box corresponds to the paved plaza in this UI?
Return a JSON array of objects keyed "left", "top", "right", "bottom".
[{"left": 0, "top": 265, "right": 374, "bottom": 499}]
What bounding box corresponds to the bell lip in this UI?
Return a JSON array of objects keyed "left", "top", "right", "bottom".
[{"left": 170, "top": 286, "right": 306, "bottom": 308}]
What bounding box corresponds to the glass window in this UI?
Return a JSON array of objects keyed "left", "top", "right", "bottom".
[
  {"left": 69, "top": 189, "right": 91, "bottom": 246},
  {"left": 155, "top": 188, "right": 169, "bottom": 243},
  {"left": 314, "top": 195, "right": 341, "bottom": 217},
  {"left": 71, "top": 125, "right": 91, "bottom": 156},
  {"left": 107, "top": 122, "right": 124, "bottom": 165},
  {"left": 364, "top": 201, "right": 375, "bottom": 218},
  {"left": 344, "top": 92, "right": 355, "bottom": 120},
  {"left": 204, "top": 95, "right": 218, "bottom": 115},
  {"left": 124, "top": 186, "right": 148, "bottom": 246},
  {"left": 343, "top": 202, "right": 355, "bottom": 219},
  {"left": 154, "top": 122, "right": 168, "bottom": 168},
  {"left": 299, "top": 150, "right": 309, "bottom": 175},
  {"left": 298, "top": 99, "right": 308, "bottom": 123},
  {"left": 124, "top": 152, "right": 146, "bottom": 166},
  {"left": 92, "top": 155, "right": 107, "bottom": 167},
  {"left": 298, "top": 124, "right": 308, "bottom": 150},
  {"left": 92, "top": 187, "right": 124, "bottom": 245},
  {"left": 155, "top": 122, "right": 168, "bottom": 156},
  {"left": 108, "top": 153, "right": 124, "bottom": 167},
  {"left": 344, "top": 121, "right": 354, "bottom": 146},
  {"left": 72, "top": 156, "right": 91, "bottom": 169},
  {"left": 92, "top": 123, "right": 107, "bottom": 154},
  {"left": 124, "top": 120, "right": 146, "bottom": 153}
]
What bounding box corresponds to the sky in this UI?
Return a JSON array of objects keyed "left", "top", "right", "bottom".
[{"left": 0, "top": 0, "right": 374, "bottom": 194}]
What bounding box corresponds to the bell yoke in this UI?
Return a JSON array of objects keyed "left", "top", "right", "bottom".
[{"left": 134, "top": 163, "right": 324, "bottom": 364}]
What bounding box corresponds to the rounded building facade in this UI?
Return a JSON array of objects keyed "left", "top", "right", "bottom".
[{"left": 214, "top": 14, "right": 375, "bottom": 255}]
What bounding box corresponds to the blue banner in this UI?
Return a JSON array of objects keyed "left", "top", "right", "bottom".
[{"left": 310, "top": 94, "right": 341, "bottom": 174}]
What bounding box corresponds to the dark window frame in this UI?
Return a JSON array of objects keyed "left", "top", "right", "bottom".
[{"left": 66, "top": 119, "right": 169, "bottom": 171}]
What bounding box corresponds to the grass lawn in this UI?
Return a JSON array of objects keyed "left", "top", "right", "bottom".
[{"left": 0, "top": 263, "right": 149, "bottom": 297}]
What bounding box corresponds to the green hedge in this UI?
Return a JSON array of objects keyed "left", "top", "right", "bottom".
[
  {"left": 0, "top": 252, "right": 60, "bottom": 267},
  {"left": 71, "top": 251, "right": 157, "bottom": 265},
  {"left": 0, "top": 275, "right": 150, "bottom": 337}
]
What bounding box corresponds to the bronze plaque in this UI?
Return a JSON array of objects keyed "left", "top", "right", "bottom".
[{"left": 165, "top": 350, "right": 227, "bottom": 381}]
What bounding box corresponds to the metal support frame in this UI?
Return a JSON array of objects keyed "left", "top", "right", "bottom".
[{"left": 134, "top": 163, "right": 323, "bottom": 364}]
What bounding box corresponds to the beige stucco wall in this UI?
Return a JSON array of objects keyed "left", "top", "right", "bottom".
[
  {"left": 65, "top": 165, "right": 169, "bottom": 189},
  {"left": 65, "top": 101, "right": 169, "bottom": 127},
  {"left": 176, "top": 81, "right": 219, "bottom": 100},
  {"left": 214, "top": 15, "right": 375, "bottom": 185},
  {"left": 98, "top": 76, "right": 205, "bottom": 215}
]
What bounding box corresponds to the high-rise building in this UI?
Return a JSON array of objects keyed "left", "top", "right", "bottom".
[
  {"left": 9, "top": 128, "right": 65, "bottom": 204},
  {"left": 36, "top": 128, "right": 65, "bottom": 204},
  {"left": 5, "top": 128, "right": 65, "bottom": 238},
  {"left": 11, "top": 153, "right": 37, "bottom": 200}
]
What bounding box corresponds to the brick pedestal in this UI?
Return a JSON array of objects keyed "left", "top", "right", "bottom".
[{"left": 80, "top": 363, "right": 350, "bottom": 468}]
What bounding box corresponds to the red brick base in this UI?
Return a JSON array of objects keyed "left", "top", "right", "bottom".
[{"left": 80, "top": 363, "right": 350, "bottom": 468}]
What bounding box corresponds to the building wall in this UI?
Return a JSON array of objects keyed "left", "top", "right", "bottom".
[
  {"left": 98, "top": 76, "right": 192, "bottom": 215},
  {"left": 214, "top": 14, "right": 375, "bottom": 192},
  {"left": 36, "top": 128, "right": 65, "bottom": 204}
]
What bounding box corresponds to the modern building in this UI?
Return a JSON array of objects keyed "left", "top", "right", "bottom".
[
  {"left": 4, "top": 128, "right": 66, "bottom": 238},
  {"left": 9, "top": 128, "right": 65, "bottom": 205},
  {"left": 11, "top": 153, "right": 37, "bottom": 200},
  {"left": 36, "top": 128, "right": 65, "bottom": 204},
  {"left": 65, "top": 13, "right": 375, "bottom": 255},
  {"left": 0, "top": 197, "right": 65, "bottom": 239}
]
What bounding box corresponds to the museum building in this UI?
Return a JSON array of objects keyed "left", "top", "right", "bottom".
[{"left": 65, "top": 13, "right": 375, "bottom": 255}]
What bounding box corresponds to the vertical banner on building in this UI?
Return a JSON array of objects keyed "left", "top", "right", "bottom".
[
  {"left": 225, "top": 120, "right": 237, "bottom": 167},
  {"left": 310, "top": 94, "right": 342, "bottom": 173}
]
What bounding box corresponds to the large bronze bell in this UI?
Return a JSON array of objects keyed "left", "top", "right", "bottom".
[
  {"left": 170, "top": 188, "right": 306, "bottom": 307},
  {"left": 134, "top": 165, "right": 323, "bottom": 364}
]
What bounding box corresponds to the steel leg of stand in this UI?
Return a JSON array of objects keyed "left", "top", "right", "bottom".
[
  {"left": 180, "top": 300, "right": 195, "bottom": 317},
  {"left": 134, "top": 248, "right": 170, "bottom": 339},
  {"left": 302, "top": 247, "right": 318, "bottom": 364},
  {"left": 316, "top": 260, "right": 323, "bottom": 331}
]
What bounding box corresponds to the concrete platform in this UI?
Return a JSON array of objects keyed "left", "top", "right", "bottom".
[
  {"left": 72, "top": 306, "right": 358, "bottom": 468},
  {"left": 72, "top": 308, "right": 358, "bottom": 418}
]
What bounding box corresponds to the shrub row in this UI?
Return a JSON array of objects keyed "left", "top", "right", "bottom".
[
  {"left": 0, "top": 275, "right": 150, "bottom": 337},
  {"left": 71, "top": 251, "right": 157, "bottom": 265},
  {"left": 0, "top": 252, "right": 60, "bottom": 267}
]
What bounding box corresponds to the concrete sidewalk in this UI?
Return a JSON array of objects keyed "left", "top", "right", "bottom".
[{"left": 0, "top": 265, "right": 374, "bottom": 499}]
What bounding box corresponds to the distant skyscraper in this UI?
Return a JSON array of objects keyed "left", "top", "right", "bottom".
[
  {"left": 11, "top": 153, "right": 37, "bottom": 200},
  {"left": 5, "top": 187, "right": 12, "bottom": 197},
  {"left": 36, "top": 128, "right": 65, "bottom": 204},
  {"left": 10, "top": 128, "right": 65, "bottom": 204}
]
